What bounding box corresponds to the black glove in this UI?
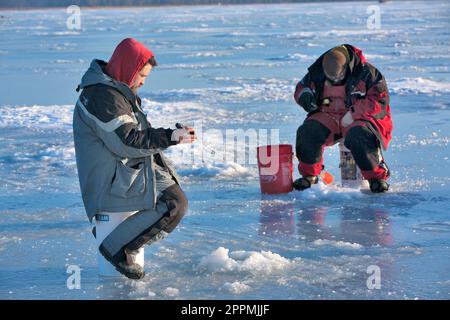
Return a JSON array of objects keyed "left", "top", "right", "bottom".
[{"left": 298, "top": 91, "right": 318, "bottom": 113}]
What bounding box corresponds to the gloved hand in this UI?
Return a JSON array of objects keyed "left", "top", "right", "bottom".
[
  {"left": 171, "top": 123, "right": 196, "bottom": 144},
  {"left": 341, "top": 110, "right": 354, "bottom": 127},
  {"left": 298, "top": 90, "right": 318, "bottom": 113}
]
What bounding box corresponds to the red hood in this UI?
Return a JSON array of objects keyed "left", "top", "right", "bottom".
[{"left": 105, "top": 38, "right": 154, "bottom": 87}]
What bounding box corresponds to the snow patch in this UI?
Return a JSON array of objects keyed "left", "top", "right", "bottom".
[
  {"left": 51, "top": 59, "right": 85, "bottom": 64},
  {"left": 163, "top": 287, "right": 180, "bottom": 297},
  {"left": 285, "top": 28, "right": 389, "bottom": 40},
  {"left": 52, "top": 31, "right": 81, "bottom": 36},
  {"left": 312, "top": 239, "right": 363, "bottom": 250},
  {"left": 198, "top": 247, "right": 293, "bottom": 274},
  {"left": 0, "top": 104, "right": 73, "bottom": 130},
  {"left": 198, "top": 247, "right": 239, "bottom": 272},
  {"left": 127, "top": 281, "right": 158, "bottom": 299},
  {"left": 268, "top": 53, "right": 313, "bottom": 62},
  {"left": 0, "top": 101, "right": 260, "bottom": 181},
  {"left": 147, "top": 79, "right": 291, "bottom": 104},
  {"left": 185, "top": 51, "right": 232, "bottom": 58},
  {"left": 390, "top": 78, "right": 450, "bottom": 96},
  {"left": 392, "top": 133, "right": 450, "bottom": 151},
  {"left": 222, "top": 281, "right": 251, "bottom": 294},
  {"left": 0, "top": 236, "right": 22, "bottom": 251},
  {"left": 364, "top": 54, "right": 389, "bottom": 60}
]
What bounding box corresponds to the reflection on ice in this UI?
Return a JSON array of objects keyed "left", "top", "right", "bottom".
[{"left": 259, "top": 197, "right": 393, "bottom": 247}]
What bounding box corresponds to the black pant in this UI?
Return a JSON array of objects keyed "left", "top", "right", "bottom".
[
  {"left": 296, "top": 120, "right": 381, "bottom": 172},
  {"left": 124, "top": 184, "right": 188, "bottom": 252}
]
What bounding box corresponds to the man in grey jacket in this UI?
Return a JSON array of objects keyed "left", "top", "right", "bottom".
[{"left": 73, "top": 38, "right": 195, "bottom": 279}]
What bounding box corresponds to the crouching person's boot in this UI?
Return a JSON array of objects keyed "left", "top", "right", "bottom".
[
  {"left": 369, "top": 179, "right": 389, "bottom": 193},
  {"left": 99, "top": 244, "right": 145, "bottom": 280},
  {"left": 293, "top": 176, "right": 318, "bottom": 191}
]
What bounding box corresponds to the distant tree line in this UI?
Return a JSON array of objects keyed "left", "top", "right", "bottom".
[{"left": 0, "top": 0, "right": 372, "bottom": 9}]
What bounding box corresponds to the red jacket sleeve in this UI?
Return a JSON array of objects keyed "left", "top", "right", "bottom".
[{"left": 351, "top": 67, "right": 390, "bottom": 120}]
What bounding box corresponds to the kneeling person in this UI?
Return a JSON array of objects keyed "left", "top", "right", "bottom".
[{"left": 73, "top": 38, "right": 195, "bottom": 279}]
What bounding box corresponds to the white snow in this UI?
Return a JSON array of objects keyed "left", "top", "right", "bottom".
[
  {"left": 163, "top": 287, "right": 180, "bottom": 297},
  {"left": 221, "top": 281, "right": 251, "bottom": 294},
  {"left": 312, "top": 239, "right": 363, "bottom": 250},
  {"left": 198, "top": 247, "right": 293, "bottom": 274},
  {"left": 390, "top": 78, "right": 450, "bottom": 96},
  {"left": 0, "top": 104, "right": 73, "bottom": 130},
  {"left": 0, "top": 236, "right": 22, "bottom": 252},
  {"left": 185, "top": 51, "right": 232, "bottom": 58},
  {"left": 198, "top": 247, "right": 239, "bottom": 272}
]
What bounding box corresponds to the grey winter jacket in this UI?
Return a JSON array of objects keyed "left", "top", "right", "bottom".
[{"left": 73, "top": 59, "right": 180, "bottom": 222}]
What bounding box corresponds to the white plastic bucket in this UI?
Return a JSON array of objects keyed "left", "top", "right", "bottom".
[
  {"left": 95, "top": 211, "right": 144, "bottom": 277},
  {"left": 339, "top": 142, "right": 369, "bottom": 189}
]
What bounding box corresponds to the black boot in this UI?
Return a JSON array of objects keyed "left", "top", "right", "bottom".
[
  {"left": 369, "top": 179, "right": 389, "bottom": 193},
  {"left": 293, "top": 176, "right": 318, "bottom": 191},
  {"left": 99, "top": 244, "right": 145, "bottom": 280}
]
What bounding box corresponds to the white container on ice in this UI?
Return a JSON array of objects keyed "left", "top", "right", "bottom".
[
  {"left": 95, "top": 211, "right": 144, "bottom": 277},
  {"left": 339, "top": 142, "right": 369, "bottom": 189}
]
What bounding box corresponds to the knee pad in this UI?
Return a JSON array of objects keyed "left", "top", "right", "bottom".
[
  {"left": 124, "top": 187, "right": 188, "bottom": 251},
  {"left": 345, "top": 126, "right": 382, "bottom": 171},
  {"left": 159, "top": 185, "right": 188, "bottom": 233},
  {"left": 296, "top": 120, "right": 330, "bottom": 164},
  {"left": 298, "top": 120, "right": 330, "bottom": 146},
  {"left": 344, "top": 126, "right": 377, "bottom": 151}
]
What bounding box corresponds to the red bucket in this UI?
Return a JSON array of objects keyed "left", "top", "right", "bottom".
[{"left": 257, "top": 144, "right": 293, "bottom": 194}]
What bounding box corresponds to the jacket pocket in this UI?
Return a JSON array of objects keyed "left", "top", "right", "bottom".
[{"left": 110, "top": 160, "right": 146, "bottom": 198}]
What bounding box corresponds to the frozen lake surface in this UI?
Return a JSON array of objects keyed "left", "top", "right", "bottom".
[{"left": 0, "top": 1, "right": 449, "bottom": 299}]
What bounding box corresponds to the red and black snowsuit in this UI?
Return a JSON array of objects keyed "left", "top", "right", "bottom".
[{"left": 294, "top": 44, "right": 392, "bottom": 180}]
